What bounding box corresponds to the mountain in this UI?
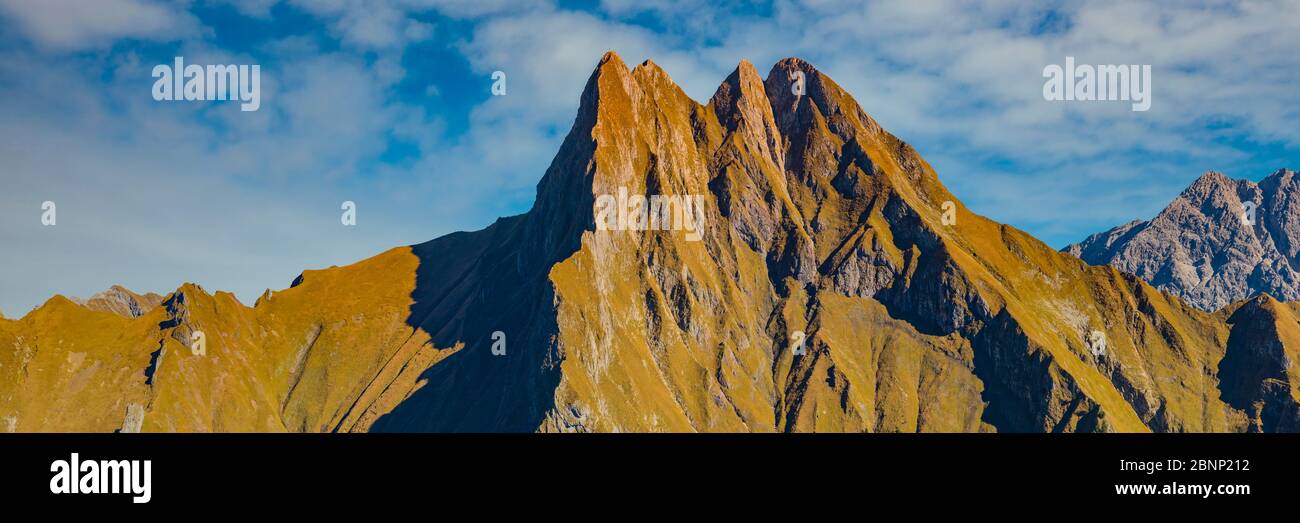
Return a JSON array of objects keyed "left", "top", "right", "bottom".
[
  {"left": 73, "top": 285, "right": 166, "bottom": 319},
  {"left": 2, "top": 52, "right": 1295, "bottom": 432},
  {"left": 1065, "top": 169, "right": 1300, "bottom": 312}
]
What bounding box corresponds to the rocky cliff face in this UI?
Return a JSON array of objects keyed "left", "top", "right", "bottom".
[
  {"left": 1, "top": 53, "right": 1295, "bottom": 432},
  {"left": 1066, "top": 169, "right": 1300, "bottom": 312}
]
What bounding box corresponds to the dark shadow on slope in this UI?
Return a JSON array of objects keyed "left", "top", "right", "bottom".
[
  {"left": 1219, "top": 301, "right": 1300, "bottom": 432},
  {"left": 970, "top": 309, "right": 1054, "bottom": 432},
  {"left": 368, "top": 217, "right": 567, "bottom": 432},
  {"left": 371, "top": 63, "right": 606, "bottom": 432},
  {"left": 144, "top": 343, "right": 163, "bottom": 386},
  {"left": 371, "top": 204, "right": 594, "bottom": 431}
]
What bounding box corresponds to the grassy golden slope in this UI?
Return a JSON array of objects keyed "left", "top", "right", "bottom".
[{"left": 0, "top": 247, "right": 442, "bottom": 432}]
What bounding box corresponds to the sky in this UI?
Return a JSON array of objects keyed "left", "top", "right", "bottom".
[{"left": 0, "top": 0, "right": 1297, "bottom": 317}]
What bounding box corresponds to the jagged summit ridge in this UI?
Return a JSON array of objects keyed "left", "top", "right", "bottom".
[{"left": 1067, "top": 168, "right": 1300, "bottom": 311}]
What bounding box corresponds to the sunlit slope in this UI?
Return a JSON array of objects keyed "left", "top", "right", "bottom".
[
  {"left": 1, "top": 52, "right": 1290, "bottom": 432},
  {"left": 0, "top": 297, "right": 154, "bottom": 431},
  {"left": 1, "top": 247, "right": 446, "bottom": 431}
]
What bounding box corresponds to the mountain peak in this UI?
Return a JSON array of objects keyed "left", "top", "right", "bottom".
[
  {"left": 578, "top": 50, "right": 633, "bottom": 97},
  {"left": 763, "top": 56, "right": 887, "bottom": 143},
  {"left": 630, "top": 58, "right": 689, "bottom": 102},
  {"left": 736, "top": 58, "right": 760, "bottom": 80},
  {"left": 1066, "top": 167, "right": 1300, "bottom": 311},
  {"left": 1193, "top": 170, "right": 1232, "bottom": 184},
  {"left": 1263, "top": 167, "right": 1297, "bottom": 183},
  {"left": 578, "top": 49, "right": 634, "bottom": 109},
  {"left": 71, "top": 285, "right": 164, "bottom": 319},
  {"left": 1190, "top": 169, "right": 1227, "bottom": 187},
  {"left": 31, "top": 294, "right": 80, "bottom": 316},
  {"left": 597, "top": 50, "right": 624, "bottom": 68},
  {"left": 772, "top": 56, "right": 815, "bottom": 72},
  {"left": 1175, "top": 170, "right": 1250, "bottom": 205},
  {"left": 709, "top": 58, "right": 775, "bottom": 131},
  {"left": 631, "top": 58, "right": 668, "bottom": 81}
]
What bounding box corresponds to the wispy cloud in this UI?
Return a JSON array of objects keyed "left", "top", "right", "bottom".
[{"left": 0, "top": 0, "right": 201, "bottom": 50}]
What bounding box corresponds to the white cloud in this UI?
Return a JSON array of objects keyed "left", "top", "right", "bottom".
[
  {"left": 286, "top": 0, "right": 430, "bottom": 49},
  {"left": 275, "top": 0, "right": 542, "bottom": 49},
  {"left": 406, "top": 0, "right": 540, "bottom": 19},
  {"left": 217, "top": 0, "right": 279, "bottom": 18},
  {"left": 0, "top": 0, "right": 201, "bottom": 50}
]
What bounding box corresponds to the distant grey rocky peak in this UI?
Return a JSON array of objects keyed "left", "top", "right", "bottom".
[{"left": 1065, "top": 168, "right": 1300, "bottom": 311}]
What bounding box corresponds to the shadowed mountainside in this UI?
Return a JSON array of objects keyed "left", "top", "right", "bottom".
[{"left": 2, "top": 52, "right": 1297, "bottom": 432}]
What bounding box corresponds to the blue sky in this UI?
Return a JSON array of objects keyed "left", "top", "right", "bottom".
[{"left": 0, "top": 0, "right": 1297, "bottom": 316}]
